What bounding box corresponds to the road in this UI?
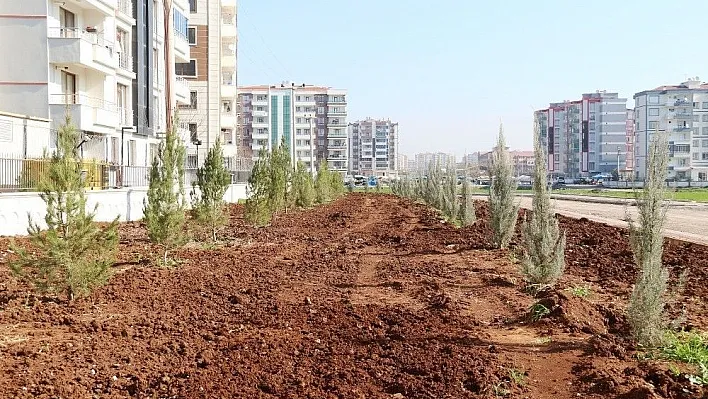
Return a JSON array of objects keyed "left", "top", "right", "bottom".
[{"left": 474, "top": 195, "right": 708, "bottom": 246}]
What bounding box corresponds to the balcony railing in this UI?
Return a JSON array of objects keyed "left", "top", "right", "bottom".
[
  {"left": 175, "top": 76, "right": 189, "bottom": 91},
  {"left": 118, "top": 52, "right": 132, "bottom": 72},
  {"left": 48, "top": 27, "right": 115, "bottom": 55},
  {"left": 117, "top": 0, "right": 133, "bottom": 17},
  {"left": 49, "top": 93, "right": 117, "bottom": 112},
  {"left": 118, "top": 106, "right": 132, "bottom": 125}
]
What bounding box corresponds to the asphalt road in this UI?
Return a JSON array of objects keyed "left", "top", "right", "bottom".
[{"left": 474, "top": 195, "right": 708, "bottom": 246}]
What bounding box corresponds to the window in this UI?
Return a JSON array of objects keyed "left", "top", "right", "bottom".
[
  {"left": 703, "top": 153, "right": 708, "bottom": 160},
  {"left": 173, "top": 9, "right": 188, "bottom": 40},
  {"left": 222, "top": 100, "right": 232, "bottom": 112},
  {"left": 694, "top": 140, "right": 700, "bottom": 147},
  {"left": 222, "top": 129, "right": 232, "bottom": 144},
  {"left": 694, "top": 115, "right": 700, "bottom": 122},
  {"left": 317, "top": 106, "right": 325, "bottom": 114},
  {"left": 648, "top": 121, "right": 658, "bottom": 129},
  {"left": 188, "top": 27, "right": 196, "bottom": 45},
  {"left": 189, "top": 0, "right": 197, "bottom": 12},
  {"left": 648, "top": 108, "right": 659, "bottom": 116},
  {"left": 318, "top": 128, "right": 325, "bottom": 137},
  {"left": 704, "top": 102, "right": 708, "bottom": 109},
  {"left": 175, "top": 60, "right": 196, "bottom": 77},
  {"left": 703, "top": 114, "right": 708, "bottom": 122},
  {"left": 188, "top": 123, "right": 198, "bottom": 143},
  {"left": 648, "top": 95, "right": 659, "bottom": 104},
  {"left": 693, "top": 153, "right": 700, "bottom": 160},
  {"left": 703, "top": 140, "right": 708, "bottom": 147},
  {"left": 59, "top": 7, "right": 75, "bottom": 29},
  {"left": 257, "top": 117, "right": 264, "bottom": 123},
  {"left": 699, "top": 172, "right": 707, "bottom": 181}
]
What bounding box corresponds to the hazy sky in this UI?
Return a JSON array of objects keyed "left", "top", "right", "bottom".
[{"left": 237, "top": 0, "right": 708, "bottom": 157}]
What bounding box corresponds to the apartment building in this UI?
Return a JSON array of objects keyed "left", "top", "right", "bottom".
[
  {"left": 413, "top": 152, "right": 456, "bottom": 171},
  {"left": 177, "top": 0, "right": 237, "bottom": 168},
  {"left": 237, "top": 82, "right": 348, "bottom": 175},
  {"left": 535, "top": 91, "right": 628, "bottom": 179},
  {"left": 625, "top": 109, "right": 635, "bottom": 174},
  {"left": 397, "top": 154, "right": 408, "bottom": 173},
  {"left": 0, "top": 0, "right": 191, "bottom": 167},
  {"left": 349, "top": 118, "right": 399, "bottom": 177},
  {"left": 633, "top": 78, "right": 708, "bottom": 182},
  {"left": 476, "top": 149, "right": 533, "bottom": 176}
]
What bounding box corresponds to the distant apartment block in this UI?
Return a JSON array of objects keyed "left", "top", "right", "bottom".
[
  {"left": 625, "top": 109, "right": 635, "bottom": 173},
  {"left": 0, "top": 0, "right": 192, "bottom": 166},
  {"left": 178, "top": 0, "right": 238, "bottom": 168},
  {"left": 477, "top": 149, "right": 533, "bottom": 176},
  {"left": 397, "top": 153, "right": 408, "bottom": 173},
  {"left": 633, "top": 78, "right": 708, "bottom": 182},
  {"left": 535, "top": 91, "right": 628, "bottom": 178},
  {"left": 349, "top": 118, "right": 399, "bottom": 177},
  {"left": 414, "top": 152, "right": 456, "bottom": 171},
  {"left": 237, "top": 82, "right": 348, "bottom": 174}
]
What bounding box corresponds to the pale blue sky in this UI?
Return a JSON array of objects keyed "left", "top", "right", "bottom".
[{"left": 237, "top": 0, "right": 708, "bottom": 157}]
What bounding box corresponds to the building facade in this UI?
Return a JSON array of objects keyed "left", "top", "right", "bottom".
[
  {"left": 535, "top": 91, "right": 628, "bottom": 178},
  {"left": 413, "top": 152, "right": 456, "bottom": 172},
  {"left": 348, "top": 118, "right": 399, "bottom": 177},
  {"left": 633, "top": 78, "right": 708, "bottom": 182},
  {"left": 237, "top": 83, "right": 348, "bottom": 175},
  {"left": 0, "top": 0, "right": 191, "bottom": 166},
  {"left": 625, "top": 109, "right": 635, "bottom": 174},
  {"left": 177, "top": 0, "right": 237, "bottom": 168}
]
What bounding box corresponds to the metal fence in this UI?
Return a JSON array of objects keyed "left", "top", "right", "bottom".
[
  {"left": 1, "top": 155, "right": 253, "bottom": 193},
  {"left": 0, "top": 156, "right": 150, "bottom": 192}
]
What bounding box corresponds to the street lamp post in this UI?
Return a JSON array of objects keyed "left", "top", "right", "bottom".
[{"left": 194, "top": 139, "right": 202, "bottom": 167}]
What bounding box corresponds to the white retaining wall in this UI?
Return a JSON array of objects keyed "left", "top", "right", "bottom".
[{"left": 0, "top": 184, "right": 248, "bottom": 236}]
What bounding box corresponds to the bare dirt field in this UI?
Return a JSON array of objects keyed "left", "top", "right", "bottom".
[{"left": 0, "top": 193, "right": 706, "bottom": 398}]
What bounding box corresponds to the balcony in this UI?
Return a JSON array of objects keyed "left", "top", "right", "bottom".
[
  {"left": 75, "top": 0, "right": 117, "bottom": 17},
  {"left": 116, "top": 0, "right": 135, "bottom": 23},
  {"left": 117, "top": 106, "right": 132, "bottom": 126},
  {"left": 222, "top": 15, "right": 237, "bottom": 38},
  {"left": 174, "top": 31, "right": 190, "bottom": 63},
  {"left": 327, "top": 119, "right": 347, "bottom": 128},
  {"left": 327, "top": 108, "right": 346, "bottom": 116},
  {"left": 48, "top": 28, "right": 117, "bottom": 75},
  {"left": 49, "top": 94, "right": 118, "bottom": 135},
  {"left": 328, "top": 140, "right": 347, "bottom": 149},
  {"left": 252, "top": 110, "right": 267, "bottom": 117},
  {"left": 328, "top": 96, "right": 346, "bottom": 104},
  {"left": 674, "top": 126, "right": 691, "bottom": 132},
  {"left": 174, "top": 77, "right": 190, "bottom": 105},
  {"left": 117, "top": 52, "right": 134, "bottom": 78},
  {"left": 673, "top": 112, "right": 692, "bottom": 119},
  {"left": 327, "top": 129, "right": 347, "bottom": 138},
  {"left": 221, "top": 114, "right": 236, "bottom": 129},
  {"left": 222, "top": 50, "right": 236, "bottom": 68},
  {"left": 252, "top": 97, "right": 269, "bottom": 105},
  {"left": 221, "top": 84, "right": 236, "bottom": 98}
]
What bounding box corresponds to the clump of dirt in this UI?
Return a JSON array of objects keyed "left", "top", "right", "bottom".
[{"left": 533, "top": 290, "right": 609, "bottom": 335}]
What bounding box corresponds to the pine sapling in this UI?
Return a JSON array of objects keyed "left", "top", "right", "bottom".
[
  {"left": 627, "top": 131, "right": 670, "bottom": 347},
  {"left": 244, "top": 146, "right": 272, "bottom": 226},
  {"left": 520, "top": 123, "right": 565, "bottom": 289},
  {"left": 292, "top": 160, "right": 315, "bottom": 208},
  {"left": 143, "top": 121, "right": 187, "bottom": 265},
  {"left": 458, "top": 174, "right": 476, "bottom": 226},
  {"left": 329, "top": 169, "right": 344, "bottom": 199},
  {"left": 268, "top": 136, "right": 291, "bottom": 215},
  {"left": 489, "top": 123, "right": 519, "bottom": 249},
  {"left": 442, "top": 165, "right": 459, "bottom": 221},
  {"left": 10, "top": 115, "right": 118, "bottom": 300},
  {"left": 315, "top": 159, "right": 332, "bottom": 203},
  {"left": 190, "top": 139, "right": 231, "bottom": 242}
]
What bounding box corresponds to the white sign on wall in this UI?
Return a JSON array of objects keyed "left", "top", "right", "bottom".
[{"left": 0, "top": 120, "right": 12, "bottom": 142}]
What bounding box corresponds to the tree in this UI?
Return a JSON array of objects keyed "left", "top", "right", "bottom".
[
  {"left": 458, "top": 173, "right": 476, "bottom": 226},
  {"left": 190, "top": 139, "right": 231, "bottom": 242},
  {"left": 268, "top": 136, "right": 291, "bottom": 214},
  {"left": 520, "top": 120, "right": 565, "bottom": 289},
  {"left": 442, "top": 164, "right": 458, "bottom": 221},
  {"left": 627, "top": 131, "right": 670, "bottom": 347},
  {"left": 329, "top": 169, "right": 344, "bottom": 199},
  {"left": 244, "top": 145, "right": 272, "bottom": 226},
  {"left": 143, "top": 119, "right": 187, "bottom": 265},
  {"left": 315, "top": 159, "right": 332, "bottom": 204},
  {"left": 292, "top": 160, "right": 315, "bottom": 208},
  {"left": 10, "top": 115, "right": 118, "bottom": 300},
  {"left": 489, "top": 123, "right": 519, "bottom": 249}
]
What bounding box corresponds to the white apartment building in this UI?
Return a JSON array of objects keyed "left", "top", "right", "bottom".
[
  {"left": 634, "top": 78, "right": 708, "bottom": 182},
  {"left": 0, "top": 0, "right": 191, "bottom": 168},
  {"left": 349, "top": 118, "right": 399, "bottom": 177},
  {"left": 177, "top": 0, "right": 238, "bottom": 168},
  {"left": 535, "top": 91, "right": 629, "bottom": 179},
  {"left": 237, "top": 83, "right": 348, "bottom": 175}
]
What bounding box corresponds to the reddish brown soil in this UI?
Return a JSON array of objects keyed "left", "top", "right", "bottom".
[{"left": 0, "top": 193, "right": 707, "bottom": 398}]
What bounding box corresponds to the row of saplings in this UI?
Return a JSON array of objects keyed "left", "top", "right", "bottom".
[
  {"left": 7, "top": 117, "right": 341, "bottom": 301},
  {"left": 393, "top": 124, "right": 707, "bottom": 386}
]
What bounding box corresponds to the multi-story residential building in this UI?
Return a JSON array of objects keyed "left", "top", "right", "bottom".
[
  {"left": 177, "top": 0, "right": 238, "bottom": 168},
  {"left": 237, "top": 82, "right": 348, "bottom": 175},
  {"left": 413, "top": 152, "right": 456, "bottom": 171},
  {"left": 349, "top": 118, "right": 399, "bottom": 177},
  {"left": 633, "top": 78, "right": 708, "bottom": 182},
  {"left": 535, "top": 91, "right": 628, "bottom": 179},
  {"left": 397, "top": 154, "right": 408, "bottom": 173},
  {"left": 476, "top": 149, "right": 533, "bottom": 176},
  {"left": 0, "top": 0, "right": 191, "bottom": 167},
  {"left": 625, "top": 109, "right": 635, "bottom": 174}
]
